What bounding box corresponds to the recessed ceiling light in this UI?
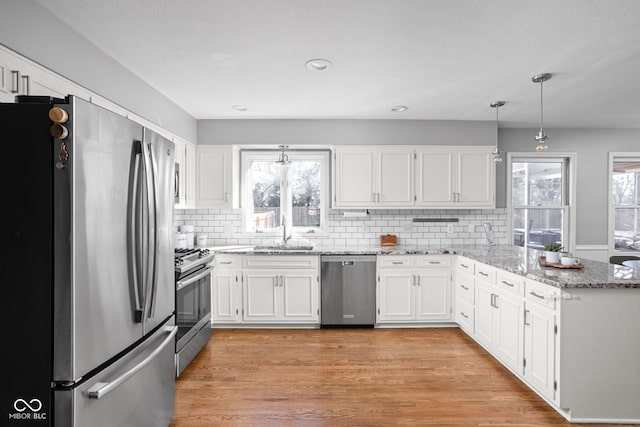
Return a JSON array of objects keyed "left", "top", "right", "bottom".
[
  {"left": 391, "top": 105, "right": 408, "bottom": 112},
  {"left": 232, "top": 105, "right": 247, "bottom": 111},
  {"left": 305, "top": 59, "right": 332, "bottom": 71}
]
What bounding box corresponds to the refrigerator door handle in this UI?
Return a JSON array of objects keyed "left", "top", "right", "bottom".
[
  {"left": 86, "top": 325, "right": 177, "bottom": 400},
  {"left": 141, "top": 141, "right": 156, "bottom": 319},
  {"left": 130, "top": 145, "right": 144, "bottom": 322}
]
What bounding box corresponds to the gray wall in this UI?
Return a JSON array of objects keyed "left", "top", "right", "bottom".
[
  {"left": 200, "top": 119, "right": 639, "bottom": 246},
  {"left": 499, "top": 128, "right": 640, "bottom": 246},
  {"left": 197, "top": 119, "right": 496, "bottom": 146},
  {"left": 0, "top": 0, "right": 196, "bottom": 142}
]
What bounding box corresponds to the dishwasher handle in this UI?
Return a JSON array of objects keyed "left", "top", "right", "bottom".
[
  {"left": 342, "top": 261, "right": 354, "bottom": 266},
  {"left": 321, "top": 255, "right": 377, "bottom": 263}
]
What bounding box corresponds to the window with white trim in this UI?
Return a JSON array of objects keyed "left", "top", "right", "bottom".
[
  {"left": 609, "top": 154, "right": 640, "bottom": 254},
  {"left": 241, "top": 149, "right": 330, "bottom": 235},
  {"left": 508, "top": 155, "right": 573, "bottom": 251}
]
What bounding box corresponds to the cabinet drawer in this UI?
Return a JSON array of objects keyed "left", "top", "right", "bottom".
[
  {"left": 214, "top": 254, "right": 237, "bottom": 269},
  {"left": 525, "top": 279, "right": 560, "bottom": 310},
  {"left": 496, "top": 270, "right": 525, "bottom": 296},
  {"left": 243, "top": 255, "right": 318, "bottom": 269},
  {"left": 377, "top": 255, "right": 413, "bottom": 268},
  {"left": 456, "top": 257, "right": 475, "bottom": 275},
  {"left": 456, "top": 272, "right": 474, "bottom": 303},
  {"left": 475, "top": 264, "right": 496, "bottom": 284},
  {"left": 456, "top": 298, "right": 474, "bottom": 332},
  {"left": 414, "top": 255, "right": 451, "bottom": 268}
]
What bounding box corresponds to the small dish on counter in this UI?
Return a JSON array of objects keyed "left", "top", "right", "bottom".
[{"left": 539, "top": 256, "right": 584, "bottom": 269}]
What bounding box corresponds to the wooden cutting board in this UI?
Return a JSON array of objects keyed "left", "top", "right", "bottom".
[{"left": 380, "top": 234, "right": 397, "bottom": 246}]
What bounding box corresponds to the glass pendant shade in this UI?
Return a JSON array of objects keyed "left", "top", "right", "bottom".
[{"left": 532, "top": 73, "right": 552, "bottom": 152}]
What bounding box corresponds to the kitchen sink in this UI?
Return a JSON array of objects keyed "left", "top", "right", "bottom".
[{"left": 252, "top": 245, "right": 314, "bottom": 251}]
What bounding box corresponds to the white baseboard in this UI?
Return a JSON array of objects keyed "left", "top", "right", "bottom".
[{"left": 574, "top": 245, "right": 609, "bottom": 263}]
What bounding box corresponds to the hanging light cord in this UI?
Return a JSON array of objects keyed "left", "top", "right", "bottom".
[{"left": 539, "top": 79, "right": 544, "bottom": 133}]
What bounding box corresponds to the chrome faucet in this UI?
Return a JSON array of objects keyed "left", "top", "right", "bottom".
[{"left": 282, "top": 216, "right": 292, "bottom": 245}]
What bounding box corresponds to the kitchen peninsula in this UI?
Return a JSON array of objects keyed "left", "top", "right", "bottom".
[{"left": 212, "top": 244, "right": 640, "bottom": 424}]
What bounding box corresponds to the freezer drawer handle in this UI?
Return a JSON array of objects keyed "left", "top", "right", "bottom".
[{"left": 87, "top": 325, "right": 177, "bottom": 400}]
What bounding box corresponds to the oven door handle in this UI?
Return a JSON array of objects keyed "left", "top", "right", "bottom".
[{"left": 176, "top": 265, "right": 213, "bottom": 291}]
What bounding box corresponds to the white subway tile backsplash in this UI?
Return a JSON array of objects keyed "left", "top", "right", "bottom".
[{"left": 175, "top": 208, "right": 508, "bottom": 247}]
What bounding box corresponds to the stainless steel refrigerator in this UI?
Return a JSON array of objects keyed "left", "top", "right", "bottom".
[{"left": 3, "top": 95, "right": 176, "bottom": 427}]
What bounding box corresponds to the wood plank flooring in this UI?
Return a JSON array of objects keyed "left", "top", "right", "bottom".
[{"left": 170, "top": 328, "right": 627, "bottom": 427}]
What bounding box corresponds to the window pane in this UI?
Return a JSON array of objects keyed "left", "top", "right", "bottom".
[
  {"left": 614, "top": 208, "right": 640, "bottom": 252},
  {"left": 512, "top": 162, "right": 563, "bottom": 206},
  {"left": 513, "top": 208, "right": 564, "bottom": 249},
  {"left": 289, "top": 161, "right": 321, "bottom": 227},
  {"left": 612, "top": 160, "right": 640, "bottom": 206},
  {"left": 250, "top": 160, "right": 281, "bottom": 230}
]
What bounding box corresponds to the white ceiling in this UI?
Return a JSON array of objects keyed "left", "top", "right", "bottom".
[{"left": 36, "top": 0, "right": 640, "bottom": 128}]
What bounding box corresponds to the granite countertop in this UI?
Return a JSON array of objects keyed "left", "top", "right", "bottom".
[{"left": 211, "top": 244, "right": 640, "bottom": 289}]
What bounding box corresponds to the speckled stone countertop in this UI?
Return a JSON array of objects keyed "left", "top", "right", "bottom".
[{"left": 212, "top": 244, "right": 640, "bottom": 289}]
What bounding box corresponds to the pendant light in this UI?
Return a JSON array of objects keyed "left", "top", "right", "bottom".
[
  {"left": 490, "top": 101, "right": 505, "bottom": 164},
  {"left": 532, "top": 73, "right": 552, "bottom": 152}
]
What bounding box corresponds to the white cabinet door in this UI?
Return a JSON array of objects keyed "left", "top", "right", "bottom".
[
  {"left": 282, "top": 271, "right": 319, "bottom": 322},
  {"left": 415, "top": 150, "right": 455, "bottom": 206},
  {"left": 494, "top": 291, "right": 524, "bottom": 373},
  {"left": 415, "top": 268, "right": 452, "bottom": 321},
  {"left": 377, "top": 148, "right": 414, "bottom": 207},
  {"left": 524, "top": 305, "right": 556, "bottom": 401},
  {"left": 184, "top": 143, "right": 197, "bottom": 208},
  {"left": 334, "top": 148, "right": 374, "bottom": 207},
  {"left": 457, "top": 149, "right": 494, "bottom": 207},
  {"left": 243, "top": 270, "right": 279, "bottom": 322},
  {"left": 474, "top": 279, "right": 495, "bottom": 348},
  {"left": 211, "top": 268, "right": 240, "bottom": 323},
  {"left": 378, "top": 269, "right": 415, "bottom": 322},
  {"left": 196, "top": 146, "right": 232, "bottom": 208}
]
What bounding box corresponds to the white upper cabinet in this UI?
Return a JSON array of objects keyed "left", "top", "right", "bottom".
[
  {"left": 174, "top": 138, "right": 197, "bottom": 209},
  {"left": 333, "top": 145, "right": 495, "bottom": 209},
  {"left": 1, "top": 46, "right": 91, "bottom": 102},
  {"left": 416, "top": 146, "right": 495, "bottom": 208},
  {"left": 196, "top": 146, "right": 234, "bottom": 208},
  {"left": 334, "top": 146, "right": 414, "bottom": 208}
]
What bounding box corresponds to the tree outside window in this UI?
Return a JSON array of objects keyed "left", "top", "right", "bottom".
[
  {"left": 611, "top": 157, "right": 640, "bottom": 253},
  {"left": 243, "top": 150, "right": 328, "bottom": 234}
]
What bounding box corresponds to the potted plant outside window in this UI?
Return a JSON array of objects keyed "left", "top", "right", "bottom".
[{"left": 544, "top": 243, "right": 563, "bottom": 263}]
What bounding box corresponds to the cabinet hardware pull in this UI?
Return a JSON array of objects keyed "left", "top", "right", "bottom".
[
  {"left": 494, "top": 294, "right": 499, "bottom": 308},
  {"left": 412, "top": 275, "right": 416, "bottom": 286},
  {"left": 219, "top": 261, "right": 232, "bottom": 264},
  {"left": 502, "top": 280, "right": 514, "bottom": 287},
  {"left": 416, "top": 276, "right": 421, "bottom": 286},
  {"left": 21, "top": 75, "right": 30, "bottom": 95},
  {"left": 524, "top": 310, "right": 530, "bottom": 326},
  {"left": 460, "top": 285, "right": 469, "bottom": 290},
  {"left": 460, "top": 263, "right": 469, "bottom": 269},
  {"left": 530, "top": 291, "right": 545, "bottom": 300},
  {"left": 479, "top": 271, "right": 488, "bottom": 276},
  {"left": 460, "top": 312, "right": 468, "bottom": 319},
  {"left": 391, "top": 261, "right": 404, "bottom": 265},
  {"left": 429, "top": 261, "right": 441, "bottom": 264},
  {"left": 11, "top": 70, "right": 19, "bottom": 93}
]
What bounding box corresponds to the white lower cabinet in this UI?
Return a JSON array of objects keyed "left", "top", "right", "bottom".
[
  {"left": 377, "top": 255, "right": 452, "bottom": 323},
  {"left": 523, "top": 279, "right": 559, "bottom": 402},
  {"left": 211, "top": 254, "right": 241, "bottom": 323},
  {"left": 457, "top": 255, "right": 562, "bottom": 411},
  {"left": 474, "top": 269, "right": 525, "bottom": 374},
  {"left": 242, "top": 255, "right": 319, "bottom": 324}
]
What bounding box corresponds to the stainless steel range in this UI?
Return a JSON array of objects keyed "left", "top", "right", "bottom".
[{"left": 174, "top": 248, "right": 214, "bottom": 376}]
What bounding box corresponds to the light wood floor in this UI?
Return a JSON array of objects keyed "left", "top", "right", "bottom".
[{"left": 170, "top": 328, "right": 627, "bottom": 427}]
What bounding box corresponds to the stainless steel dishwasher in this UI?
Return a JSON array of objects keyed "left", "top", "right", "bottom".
[{"left": 321, "top": 255, "right": 376, "bottom": 327}]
